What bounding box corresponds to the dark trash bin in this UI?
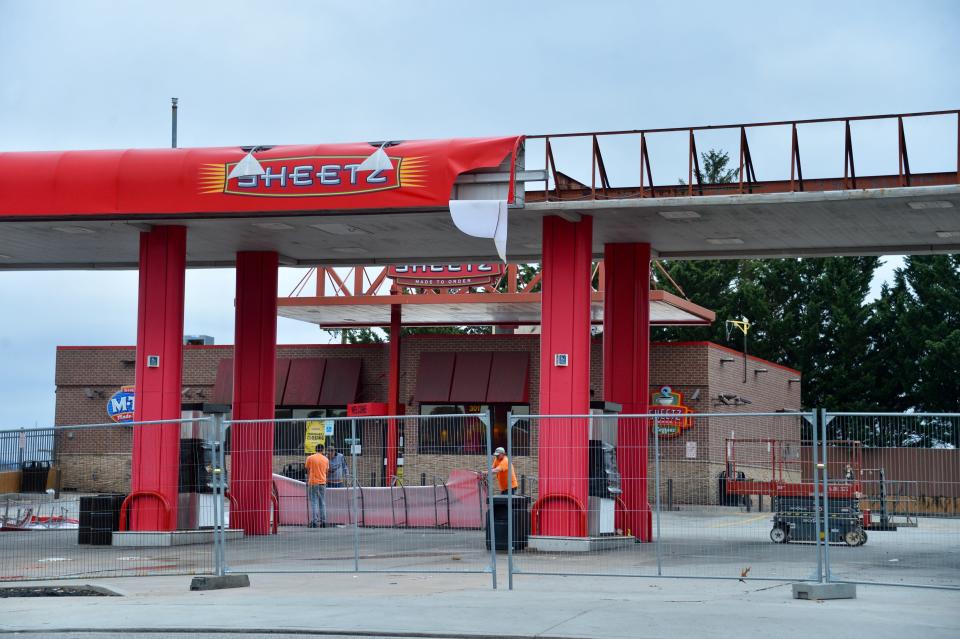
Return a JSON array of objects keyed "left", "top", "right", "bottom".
[
  {"left": 718, "top": 470, "right": 747, "bottom": 506},
  {"left": 485, "top": 494, "right": 530, "bottom": 551},
  {"left": 78, "top": 493, "right": 126, "bottom": 545},
  {"left": 20, "top": 461, "right": 51, "bottom": 493},
  {"left": 179, "top": 438, "right": 212, "bottom": 494},
  {"left": 282, "top": 463, "right": 306, "bottom": 483}
]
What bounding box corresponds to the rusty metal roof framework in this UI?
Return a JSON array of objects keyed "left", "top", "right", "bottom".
[
  {"left": 527, "top": 110, "right": 959, "bottom": 202},
  {"left": 278, "top": 263, "right": 715, "bottom": 328}
]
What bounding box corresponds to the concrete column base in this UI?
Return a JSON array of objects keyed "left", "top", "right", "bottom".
[
  {"left": 190, "top": 574, "right": 250, "bottom": 591},
  {"left": 792, "top": 582, "right": 856, "bottom": 600}
]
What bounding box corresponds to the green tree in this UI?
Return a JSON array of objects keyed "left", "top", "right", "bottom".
[
  {"left": 867, "top": 256, "right": 960, "bottom": 446},
  {"left": 679, "top": 148, "right": 740, "bottom": 186}
]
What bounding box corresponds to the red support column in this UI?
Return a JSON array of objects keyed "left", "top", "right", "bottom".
[
  {"left": 229, "top": 251, "right": 278, "bottom": 535},
  {"left": 603, "top": 243, "right": 652, "bottom": 541},
  {"left": 386, "top": 303, "right": 401, "bottom": 484},
  {"left": 538, "top": 215, "right": 593, "bottom": 536},
  {"left": 130, "top": 226, "right": 186, "bottom": 531}
]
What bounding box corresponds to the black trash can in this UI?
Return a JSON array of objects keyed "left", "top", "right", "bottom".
[
  {"left": 485, "top": 494, "right": 530, "bottom": 551},
  {"left": 78, "top": 493, "right": 126, "bottom": 545},
  {"left": 718, "top": 470, "right": 747, "bottom": 506},
  {"left": 20, "top": 461, "right": 51, "bottom": 493},
  {"left": 282, "top": 463, "right": 306, "bottom": 483}
]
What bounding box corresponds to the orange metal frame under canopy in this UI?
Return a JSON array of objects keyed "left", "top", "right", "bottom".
[{"left": 279, "top": 262, "right": 715, "bottom": 328}]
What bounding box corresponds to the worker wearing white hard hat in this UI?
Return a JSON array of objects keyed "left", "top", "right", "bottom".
[{"left": 491, "top": 446, "right": 518, "bottom": 495}]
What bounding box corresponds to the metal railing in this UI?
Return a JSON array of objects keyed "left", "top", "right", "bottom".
[
  {"left": 525, "top": 110, "right": 960, "bottom": 201},
  {"left": 0, "top": 428, "right": 53, "bottom": 471}
]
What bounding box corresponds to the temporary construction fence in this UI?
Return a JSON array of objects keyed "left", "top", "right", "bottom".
[
  {"left": 0, "top": 418, "right": 215, "bottom": 581},
  {"left": 220, "top": 414, "right": 498, "bottom": 581},
  {"left": 504, "top": 411, "right": 960, "bottom": 590},
  {"left": 504, "top": 412, "right": 822, "bottom": 587},
  {"left": 1, "top": 411, "right": 957, "bottom": 591},
  {"left": 817, "top": 412, "right": 960, "bottom": 589}
]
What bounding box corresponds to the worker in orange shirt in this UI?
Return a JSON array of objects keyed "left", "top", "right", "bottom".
[
  {"left": 491, "top": 447, "right": 518, "bottom": 495},
  {"left": 305, "top": 443, "right": 329, "bottom": 528}
]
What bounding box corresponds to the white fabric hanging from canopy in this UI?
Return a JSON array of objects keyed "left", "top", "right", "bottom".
[{"left": 449, "top": 199, "right": 508, "bottom": 262}]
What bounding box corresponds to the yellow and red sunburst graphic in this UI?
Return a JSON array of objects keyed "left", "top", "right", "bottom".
[{"left": 198, "top": 155, "right": 427, "bottom": 197}]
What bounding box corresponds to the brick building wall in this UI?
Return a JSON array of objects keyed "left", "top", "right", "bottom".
[{"left": 53, "top": 338, "right": 801, "bottom": 503}]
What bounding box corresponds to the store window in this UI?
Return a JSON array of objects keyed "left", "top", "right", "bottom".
[
  {"left": 273, "top": 408, "right": 349, "bottom": 455},
  {"left": 418, "top": 404, "right": 529, "bottom": 455}
]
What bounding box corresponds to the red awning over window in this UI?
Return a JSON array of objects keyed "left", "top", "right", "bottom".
[
  {"left": 212, "top": 358, "right": 234, "bottom": 405},
  {"left": 318, "top": 358, "right": 362, "bottom": 406},
  {"left": 487, "top": 351, "right": 530, "bottom": 403},
  {"left": 449, "top": 352, "right": 493, "bottom": 403},
  {"left": 415, "top": 351, "right": 529, "bottom": 404},
  {"left": 212, "top": 357, "right": 360, "bottom": 407},
  {"left": 414, "top": 352, "right": 456, "bottom": 403},
  {"left": 281, "top": 358, "right": 326, "bottom": 405}
]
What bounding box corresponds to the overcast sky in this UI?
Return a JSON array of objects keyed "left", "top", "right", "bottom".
[{"left": 1, "top": 0, "right": 958, "bottom": 428}]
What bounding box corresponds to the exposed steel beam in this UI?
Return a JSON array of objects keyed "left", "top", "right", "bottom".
[{"left": 525, "top": 171, "right": 958, "bottom": 202}]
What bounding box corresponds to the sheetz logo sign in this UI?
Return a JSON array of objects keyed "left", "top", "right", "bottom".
[
  {"left": 651, "top": 386, "right": 693, "bottom": 438},
  {"left": 107, "top": 385, "right": 135, "bottom": 423},
  {"left": 388, "top": 264, "right": 504, "bottom": 287},
  {"left": 198, "top": 155, "right": 426, "bottom": 197}
]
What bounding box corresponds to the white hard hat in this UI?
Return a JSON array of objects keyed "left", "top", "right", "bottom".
[{"left": 494, "top": 447, "right": 506, "bottom": 455}]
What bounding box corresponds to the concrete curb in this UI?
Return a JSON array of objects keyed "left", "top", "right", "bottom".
[{"left": 189, "top": 574, "right": 250, "bottom": 591}]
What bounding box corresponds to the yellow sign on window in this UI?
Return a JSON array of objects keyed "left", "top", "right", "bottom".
[{"left": 304, "top": 420, "right": 326, "bottom": 454}]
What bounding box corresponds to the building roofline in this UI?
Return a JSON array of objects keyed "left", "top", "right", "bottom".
[{"left": 652, "top": 341, "right": 801, "bottom": 376}]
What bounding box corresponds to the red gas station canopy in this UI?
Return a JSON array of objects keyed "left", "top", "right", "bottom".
[{"left": 0, "top": 136, "right": 522, "bottom": 219}]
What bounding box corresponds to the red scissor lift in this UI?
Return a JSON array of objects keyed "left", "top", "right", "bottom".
[{"left": 724, "top": 439, "right": 870, "bottom": 546}]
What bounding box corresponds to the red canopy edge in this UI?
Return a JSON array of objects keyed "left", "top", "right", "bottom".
[{"left": 0, "top": 136, "right": 522, "bottom": 219}]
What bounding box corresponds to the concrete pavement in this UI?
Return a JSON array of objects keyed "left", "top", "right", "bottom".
[{"left": 1, "top": 572, "right": 958, "bottom": 638}]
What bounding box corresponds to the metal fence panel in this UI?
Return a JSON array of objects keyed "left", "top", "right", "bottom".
[
  {"left": 4, "top": 410, "right": 954, "bottom": 590},
  {"left": 0, "top": 418, "right": 214, "bottom": 581},
  {"left": 822, "top": 413, "right": 960, "bottom": 589},
  {"left": 0, "top": 428, "right": 54, "bottom": 471},
  {"left": 655, "top": 413, "right": 820, "bottom": 582},
  {"left": 221, "top": 415, "right": 495, "bottom": 579},
  {"left": 506, "top": 412, "right": 821, "bottom": 584}
]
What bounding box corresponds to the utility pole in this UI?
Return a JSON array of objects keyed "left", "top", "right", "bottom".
[{"left": 171, "top": 98, "right": 179, "bottom": 148}]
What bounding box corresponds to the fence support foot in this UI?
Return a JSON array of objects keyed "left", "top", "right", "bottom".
[
  {"left": 190, "top": 574, "right": 250, "bottom": 591},
  {"left": 792, "top": 582, "right": 856, "bottom": 600}
]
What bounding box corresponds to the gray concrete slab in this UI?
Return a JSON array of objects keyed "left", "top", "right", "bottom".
[
  {"left": 1, "top": 573, "right": 958, "bottom": 639},
  {"left": 3, "top": 510, "right": 959, "bottom": 588}
]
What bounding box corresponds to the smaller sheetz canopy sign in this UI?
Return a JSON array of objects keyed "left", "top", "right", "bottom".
[
  {"left": 0, "top": 137, "right": 523, "bottom": 218},
  {"left": 388, "top": 264, "right": 504, "bottom": 287}
]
